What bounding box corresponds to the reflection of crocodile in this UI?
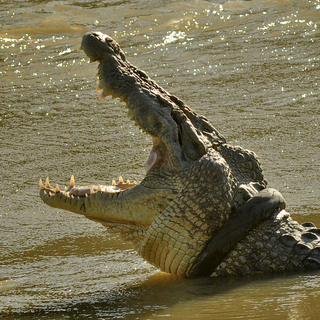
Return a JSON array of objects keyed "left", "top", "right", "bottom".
[{"left": 40, "top": 32, "right": 320, "bottom": 277}]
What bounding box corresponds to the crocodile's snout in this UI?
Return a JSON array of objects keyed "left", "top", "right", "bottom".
[{"left": 81, "top": 31, "right": 125, "bottom": 63}]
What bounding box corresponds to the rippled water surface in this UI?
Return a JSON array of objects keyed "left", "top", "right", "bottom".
[{"left": 1, "top": 0, "right": 320, "bottom": 318}]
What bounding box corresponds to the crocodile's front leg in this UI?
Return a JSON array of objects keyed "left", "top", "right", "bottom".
[{"left": 187, "top": 188, "right": 286, "bottom": 277}]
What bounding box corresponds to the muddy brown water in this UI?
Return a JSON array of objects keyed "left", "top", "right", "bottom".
[{"left": 1, "top": 0, "right": 320, "bottom": 319}]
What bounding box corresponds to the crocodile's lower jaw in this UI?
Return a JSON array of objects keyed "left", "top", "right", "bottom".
[{"left": 39, "top": 175, "right": 137, "bottom": 197}]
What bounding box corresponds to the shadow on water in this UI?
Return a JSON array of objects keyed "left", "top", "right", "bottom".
[
  {"left": 0, "top": 272, "right": 261, "bottom": 319},
  {"left": 4, "top": 269, "right": 320, "bottom": 319}
]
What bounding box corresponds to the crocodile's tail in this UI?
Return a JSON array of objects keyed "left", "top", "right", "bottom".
[{"left": 280, "top": 221, "right": 320, "bottom": 269}]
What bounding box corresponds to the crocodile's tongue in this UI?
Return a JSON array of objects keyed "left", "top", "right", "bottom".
[
  {"left": 69, "top": 185, "right": 123, "bottom": 196},
  {"left": 67, "top": 176, "right": 137, "bottom": 196}
]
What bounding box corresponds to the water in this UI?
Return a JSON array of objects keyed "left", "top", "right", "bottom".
[{"left": 1, "top": 0, "right": 320, "bottom": 318}]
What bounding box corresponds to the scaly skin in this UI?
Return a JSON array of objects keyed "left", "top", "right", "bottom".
[{"left": 40, "top": 32, "right": 320, "bottom": 277}]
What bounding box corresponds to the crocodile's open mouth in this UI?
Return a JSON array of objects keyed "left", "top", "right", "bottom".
[
  {"left": 39, "top": 31, "right": 213, "bottom": 223},
  {"left": 39, "top": 32, "right": 167, "bottom": 200},
  {"left": 39, "top": 145, "right": 162, "bottom": 197}
]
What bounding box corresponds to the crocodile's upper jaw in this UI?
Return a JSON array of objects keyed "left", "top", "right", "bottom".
[
  {"left": 80, "top": 32, "right": 183, "bottom": 170},
  {"left": 80, "top": 32, "right": 226, "bottom": 164}
]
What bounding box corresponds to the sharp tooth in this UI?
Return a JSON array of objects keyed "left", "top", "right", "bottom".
[
  {"left": 65, "top": 186, "right": 68, "bottom": 191},
  {"left": 98, "top": 184, "right": 102, "bottom": 192},
  {"left": 39, "top": 179, "right": 45, "bottom": 190},
  {"left": 112, "top": 179, "right": 116, "bottom": 186},
  {"left": 90, "top": 187, "right": 95, "bottom": 195},
  {"left": 133, "top": 180, "right": 137, "bottom": 185},
  {"left": 99, "top": 92, "right": 107, "bottom": 101},
  {"left": 55, "top": 184, "right": 60, "bottom": 193},
  {"left": 85, "top": 193, "right": 88, "bottom": 197},
  {"left": 70, "top": 195, "right": 74, "bottom": 199},
  {"left": 45, "top": 177, "right": 50, "bottom": 188},
  {"left": 95, "top": 85, "right": 102, "bottom": 93},
  {"left": 126, "top": 179, "right": 130, "bottom": 184},
  {"left": 70, "top": 175, "right": 75, "bottom": 188},
  {"left": 119, "top": 176, "right": 124, "bottom": 183}
]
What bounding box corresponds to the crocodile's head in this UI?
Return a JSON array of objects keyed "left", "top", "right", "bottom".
[{"left": 40, "top": 32, "right": 263, "bottom": 276}]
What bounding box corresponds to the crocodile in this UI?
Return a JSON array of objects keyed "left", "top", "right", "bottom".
[{"left": 40, "top": 32, "right": 320, "bottom": 277}]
